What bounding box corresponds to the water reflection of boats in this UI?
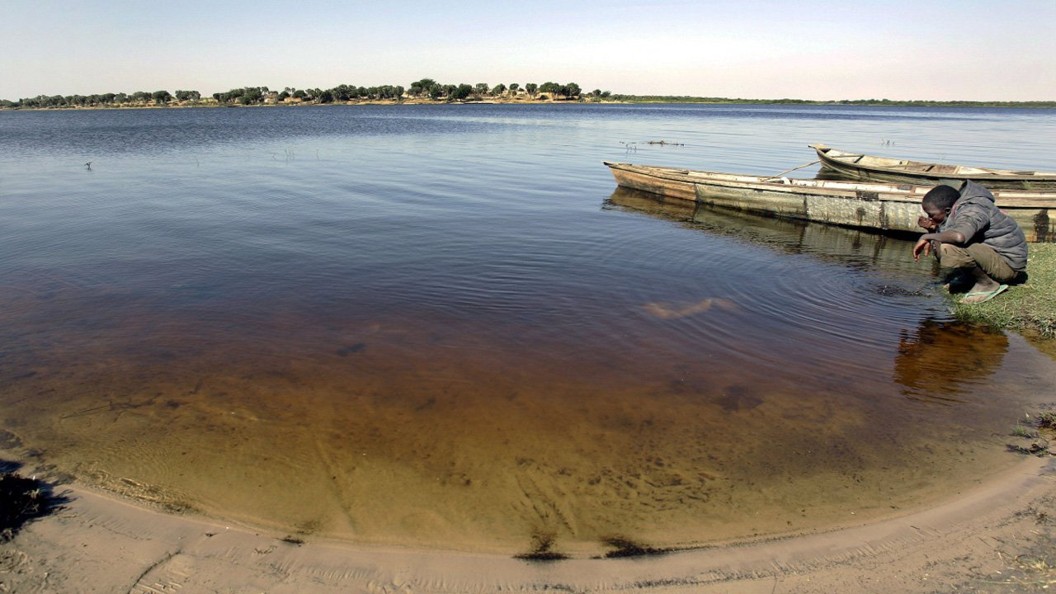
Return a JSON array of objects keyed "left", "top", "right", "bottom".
[
  {"left": 894, "top": 319, "right": 1008, "bottom": 403},
  {"left": 603, "top": 162, "right": 1054, "bottom": 243},
  {"left": 606, "top": 186, "right": 918, "bottom": 273},
  {"left": 811, "top": 144, "right": 1056, "bottom": 190}
]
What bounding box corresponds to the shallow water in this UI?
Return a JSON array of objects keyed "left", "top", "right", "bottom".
[{"left": 1, "top": 104, "right": 1055, "bottom": 554}]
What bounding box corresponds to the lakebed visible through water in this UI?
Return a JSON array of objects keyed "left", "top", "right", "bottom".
[{"left": 1, "top": 104, "right": 1055, "bottom": 555}]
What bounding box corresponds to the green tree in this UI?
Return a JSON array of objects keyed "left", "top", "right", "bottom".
[
  {"left": 525, "top": 83, "right": 538, "bottom": 97},
  {"left": 490, "top": 83, "right": 507, "bottom": 97},
  {"left": 451, "top": 83, "right": 473, "bottom": 101},
  {"left": 373, "top": 85, "right": 402, "bottom": 100},
  {"left": 331, "top": 84, "right": 353, "bottom": 101},
  {"left": 242, "top": 87, "right": 263, "bottom": 103},
  {"left": 410, "top": 78, "right": 437, "bottom": 97}
]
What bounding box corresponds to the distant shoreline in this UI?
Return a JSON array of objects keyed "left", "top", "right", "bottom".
[
  {"left": 6, "top": 77, "right": 1053, "bottom": 110},
  {"left": 3, "top": 97, "right": 1056, "bottom": 111}
]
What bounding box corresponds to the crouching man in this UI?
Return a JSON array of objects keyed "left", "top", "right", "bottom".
[{"left": 912, "top": 181, "right": 1027, "bottom": 303}]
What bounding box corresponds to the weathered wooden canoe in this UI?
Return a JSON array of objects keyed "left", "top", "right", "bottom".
[
  {"left": 811, "top": 144, "right": 1056, "bottom": 190},
  {"left": 603, "top": 161, "right": 1055, "bottom": 242}
]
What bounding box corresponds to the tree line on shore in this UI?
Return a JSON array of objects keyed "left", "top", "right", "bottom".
[
  {"left": 1, "top": 79, "right": 610, "bottom": 109},
  {"left": 3, "top": 80, "right": 1052, "bottom": 109}
]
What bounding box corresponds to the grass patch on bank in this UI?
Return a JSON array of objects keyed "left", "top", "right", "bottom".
[{"left": 954, "top": 243, "right": 1056, "bottom": 340}]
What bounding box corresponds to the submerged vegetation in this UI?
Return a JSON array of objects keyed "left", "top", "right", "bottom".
[
  {"left": 514, "top": 532, "right": 570, "bottom": 562},
  {"left": 954, "top": 243, "right": 1056, "bottom": 340},
  {"left": 599, "top": 536, "right": 671, "bottom": 559},
  {"left": 1007, "top": 407, "right": 1056, "bottom": 457}
]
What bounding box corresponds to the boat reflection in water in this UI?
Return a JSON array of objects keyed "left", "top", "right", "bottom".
[{"left": 604, "top": 185, "right": 922, "bottom": 276}]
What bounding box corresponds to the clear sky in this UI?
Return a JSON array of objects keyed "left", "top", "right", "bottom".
[{"left": 3, "top": 0, "right": 1054, "bottom": 102}]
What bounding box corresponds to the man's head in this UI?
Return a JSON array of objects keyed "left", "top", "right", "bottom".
[{"left": 921, "top": 184, "right": 959, "bottom": 226}]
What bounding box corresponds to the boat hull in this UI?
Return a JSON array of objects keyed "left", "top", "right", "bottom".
[
  {"left": 811, "top": 144, "right": 1056, "bottom": 190},
  {"left": 604, "top": 162, "right": 1055, "bottom": 242}
]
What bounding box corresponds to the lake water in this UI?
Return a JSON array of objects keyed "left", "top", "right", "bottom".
[{"left": 2, "top": 104, "right": 1055, "bottom": 555}]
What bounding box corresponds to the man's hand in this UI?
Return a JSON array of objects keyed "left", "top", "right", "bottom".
[
  {"left": 917, "top": 215, "right": 937, "bottom": 231},
  {"left": 913, "top": 236, "right": 932, "bottom": 261}
]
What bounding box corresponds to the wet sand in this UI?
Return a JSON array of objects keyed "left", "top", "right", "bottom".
[{"left": 2, "top": 455, "right": 1053, "bottom": 593}]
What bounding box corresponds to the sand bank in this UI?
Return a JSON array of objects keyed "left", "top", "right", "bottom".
[{"left": 2, "top": 456, "right": 1053, "bottom": 593}]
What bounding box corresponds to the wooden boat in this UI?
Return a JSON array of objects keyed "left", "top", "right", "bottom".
[
  {"left": 811, "top": 144, "right": 1056, "bottom": 190},
  {"left": 603, "top": 161, "right": 1055, "bottom": 242}
]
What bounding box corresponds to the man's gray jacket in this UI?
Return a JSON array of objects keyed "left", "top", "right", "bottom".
[{"left": 940, "top": 181, "right": 1028, "bottom": 272}]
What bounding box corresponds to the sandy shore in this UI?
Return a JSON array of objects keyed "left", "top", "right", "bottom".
[{"left": 1, "top": 455, "right": 1053, "bottom": 593}]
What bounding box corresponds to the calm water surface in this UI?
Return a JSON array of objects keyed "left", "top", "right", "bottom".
[{"left": 2, "top": 104, "right": 1055, "bottom": 554}]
